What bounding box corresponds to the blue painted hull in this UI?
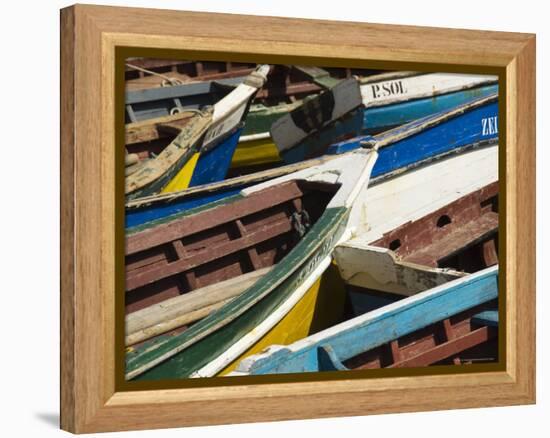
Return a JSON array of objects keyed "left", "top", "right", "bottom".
[
  {"left": 237, "top": 267, "right": 499, "bottom": 375},
  {"left": 279, "top": 84, "right": 498, "bottom": 165},
  {"left": 363, "top": 83, "right": 498, "bottom": 133},
  {"left": 329, "top": 100, "right": 498, "bottom": 179},
  {"left": 126, "top": 93, "right": 498, "bottom": 230},
  {"left": 189, "top": 127, "right": 243, "bottom": 187}
]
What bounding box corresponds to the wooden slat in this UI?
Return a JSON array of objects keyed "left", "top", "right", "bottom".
[
  {"left": 126, "top": 268, "right": 270, "bottom": 345},
  {"left": 235, "top": 219, "right": 263, "bottom": 270},
  {"left": 389, "top": 326, "right": 496, "bottom": 368},
  {"left": 403, "top": 212, "right": 499, "bottom": 267},
  {"left": 126, "top": 181, "right": 303, "bottom": 255},
  {"left": 126, "top": 217, "right": 292, "bottom": 291}
]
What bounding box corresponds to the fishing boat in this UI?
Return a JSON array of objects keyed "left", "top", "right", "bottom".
[
  {"left": 125, "top": 76, "right": 245, "bottom": 123},
  {"left": 270, "top": 77, "right": 365, "bottom": 164},
  {"left": 334, "top": 182, "right": 498, "bottom": 296},
  {"left": 342, "top": 304, "right": 498, "bottom": 370},
  {"left": 125, "top": 93, "right": 498, "bottom": 229},
  {"left": 233, "top": 72, "right": 497, "bottom": 169},
  {"left": 330, "top": 93, "right": 498, "bottom": 179},
  {"left": 125, "top": 59, "right": 257, "bottom": 91},
  {"left": 230, "top": 266, "right": 498, "bottom": 375},
  {"left": 125, "top": 65, "right": 270, "bottom": 199},
  {"left": 276, "top": 90, "right": 498, "bottom": 164},
  {"left": 125, "top": 64, "right": 380, "bottom": 123},
  {"left": 227, "top": 149, "right": 499, "bottom": 376},
  {"left": 125, "top": 155, "right": 338, "bottom": 230},
  {"left": 125, "top": 147, "right": 379, "bottom": 380}
]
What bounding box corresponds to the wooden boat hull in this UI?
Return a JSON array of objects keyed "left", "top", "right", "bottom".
[
  {"left": 188, "top": 126, "right": 243, "bottom": 186},
  {"left": 215, "top": 262, "right": 347, "bottom": 375},
  {"left": 329, "top": 94, "right": 498, "bottom": 178},
  {"left": 231, "top": 266, "right": 498, "bottom": 375},
  {"left": 125, "top": 149, "right": 378, "bottom": 380},
  {"left": 125, "top": 77, "right": 244, "bottom": 123},
  {"left": 335, "top": 182, "right": 498, "bottom": 295},
  {"left": 279, "top": 91, "right": 498, "bottom": 165},
  {"left": 126, "top": 93, "right": 498, "bottom": 229},
  {"left": 127, "top": 207, "right": 350, "bottom": 380},
  {"left": 125, "top": 59, "right": 256, "bottom": 91},
  {"left": 231, "top": 83, "right": 498, "bottom": 169},
  {"left": 125, "top": 66, "right": 269, "bottom": 198},
  {"left": 344, "top": 302, "right": 498, "bottom": 370},
  {"left": 125, "top": 156, "right": 339, "bottom": 230},
  {"left": 230, "top": 136, "right": 280, "bottom": 169},
  {"left": 125, "top": 110, "right": 212, "bottom": 200}
]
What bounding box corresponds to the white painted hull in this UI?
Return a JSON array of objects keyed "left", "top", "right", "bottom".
[
  {"left": 361, "top": 72, "right": 497, "bottom": 108},
  {"left": 202, "top": 64, "right": 270, "bottom": 148}
]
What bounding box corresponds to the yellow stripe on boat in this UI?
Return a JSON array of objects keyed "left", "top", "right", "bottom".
[
  {"left": 160, "top": 152, "right": 200, "bottom": 193},
  {"left": 218, "top": 263, "right": 346, "bottom": 375},
  {"left": 230, "top": 138, "right": 282, "bottom": 168}
]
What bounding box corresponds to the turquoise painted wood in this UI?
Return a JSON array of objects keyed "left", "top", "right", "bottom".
[
  {"left": 363, "top": 83, "right": 498, "bottom": 133},
  {"left": 472, "top": 310, "right": 499, "bottom": 327},
  {"left": 238, "top": 266, "right": 498, "bottom": 375}
]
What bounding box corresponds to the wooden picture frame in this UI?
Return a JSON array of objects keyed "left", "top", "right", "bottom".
[{"left": 60, "top": 4, "right": 536, "bottom": 433}]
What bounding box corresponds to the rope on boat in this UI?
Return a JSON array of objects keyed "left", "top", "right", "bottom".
[{"left": 126, "top": 62, "right": 183, "bottom": 87}]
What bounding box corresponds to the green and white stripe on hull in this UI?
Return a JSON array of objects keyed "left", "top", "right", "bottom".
[{"left": 125, "top": 148, "right": 378, "bottom": 380}]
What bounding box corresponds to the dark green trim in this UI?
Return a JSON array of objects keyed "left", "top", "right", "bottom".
[{"left": 127, "top": 207, "right": 348, "bottom": 380}]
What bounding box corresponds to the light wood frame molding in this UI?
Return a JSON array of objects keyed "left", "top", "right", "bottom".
[{"left": 60, "top": 4, "right": 536, "bottom": 433}]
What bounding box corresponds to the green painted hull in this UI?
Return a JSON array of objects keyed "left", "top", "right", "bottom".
[
  {"left": 126, "top": 206, "right": 348, "bottom": 380},
  {"left": 242, "top": 102, "right": 301, "bottom": 136}
]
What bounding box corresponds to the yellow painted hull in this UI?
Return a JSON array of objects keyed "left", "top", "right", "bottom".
[
  {"left": 160, "top": 152, "right": 200, "bottom": 193},
  {"left": 230, "top": 137, "right": 282, "bottom": 169},
  {"left": 218, "top": 263, "right": 347, "bottom": 375}
]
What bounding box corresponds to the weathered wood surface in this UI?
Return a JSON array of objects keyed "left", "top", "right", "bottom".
[
  {"left": 360, "top": 145, "right": 498, "bottom": 242},
  {"left": 126, "top": 268, "right": 271, "bottom": 345},
  {"left": 361, "top": 72, "right": 497, "bottom": 108},
  {"left": 125, "top": 111, "right": 199, "bottom": 145},
  {"left": 371, "top": 182, "right": 499, "bottom": 269},
  {"left": 124, "top": 109, "right": 212, "bottom": 199},
  {"left": 335, "top": 181, "right": 498, "bottom": 294},
  {"left": 125, "top": 59, "right": 256, "bottom": 90},
  {"left": 126, "top": 154, "right": 338, "bottom": 209},
  {"left": 125, "top": 149, "right": 378, "bottom": 380},
  {"left": 125, "top": 180, "right": 326, "bottom": 312},
  {"left": 345, "top": 302, "right": 498, "bottom": 370},
  {"left": 334, "top": 245, "right": 464, "bottom": 296},
  {"left": 232, "top": 266, "right": 498, "bottom": 375}
]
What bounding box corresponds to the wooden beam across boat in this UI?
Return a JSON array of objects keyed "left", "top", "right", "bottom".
[
  {"left": 125, "top": 65, "right": 270, "bottom": 199},
  {"left": 335, "top": 181, "right": 499, "bottom": 295},
  {"left": 230, "top": 266, "right": 498, "bottom": 375},
  {"left": 125, "top": 154, "right": 340, "bottom": 230},
  {"left": 343, "top": 301, "right": 498, "bottom": 370},
  {"left": 232, "top": 72, "right": 497, "bottom": 169},
  {"left": 125, "top": 148, "right": 379, "bottom": 380}
]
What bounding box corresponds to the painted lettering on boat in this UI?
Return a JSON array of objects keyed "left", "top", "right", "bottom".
[
  {"left": 481, "top": 116, "right": 498, "bottom": 136},
  {"left": 295, "top": 226, "right": 338, "bottom": 285},
  {"left": 371, "top": 81, "right": 406, "bottom": 99}
]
